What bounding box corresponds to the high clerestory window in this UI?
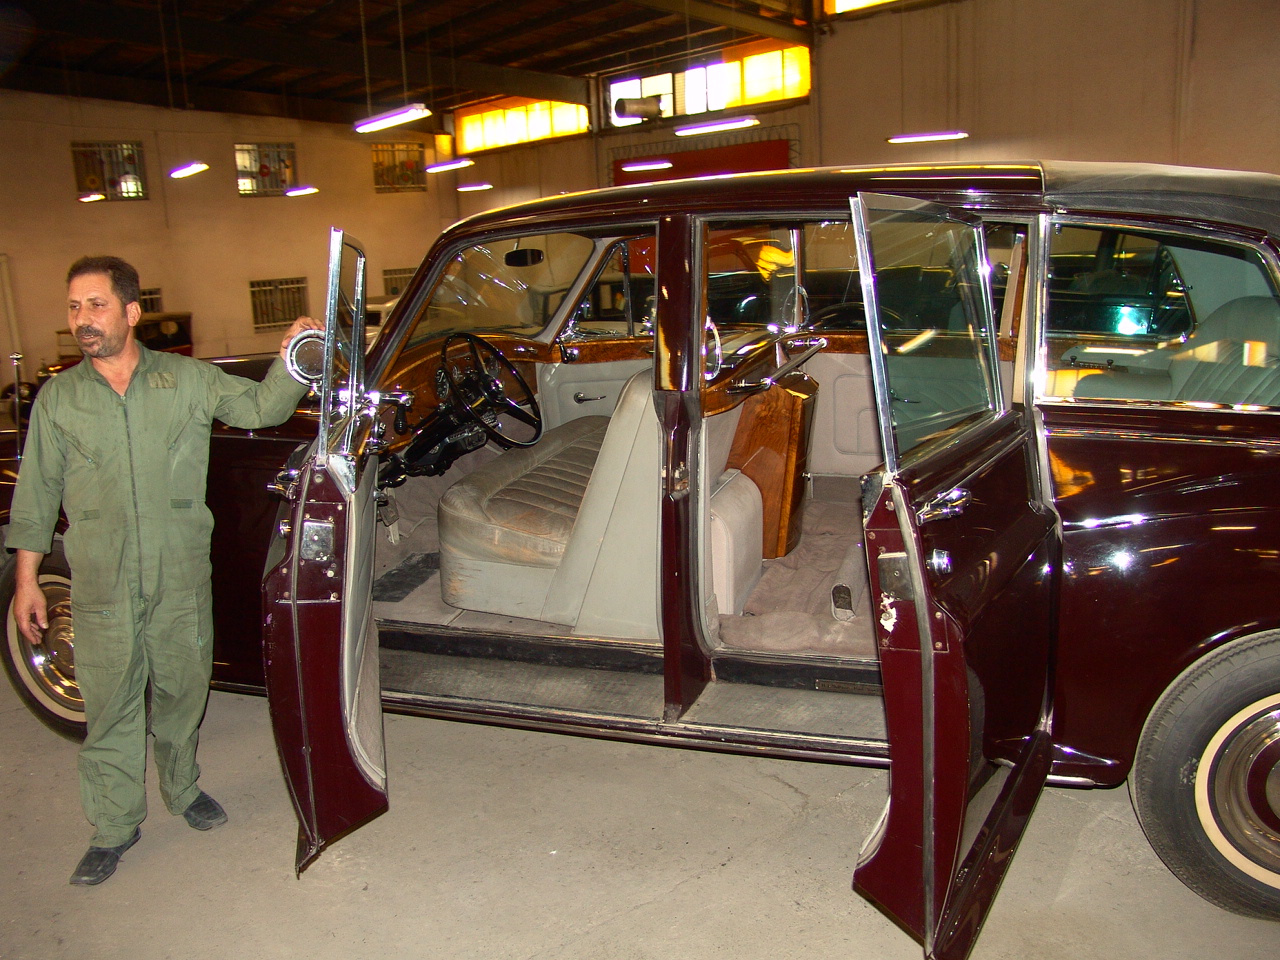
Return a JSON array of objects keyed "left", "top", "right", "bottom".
[
  {"left": 250, "top": 277, "right": 308, "bottom": 332},
  {"left": 236, "top": 143, "right": 297, "bottom": 197},
  {"left": 607, "top": 41, "right": 810, "bottom": 129},
  {"left": 72, "top": 141, "right": 147, "bottom": 201},
  {"left": 372, "top": 142, "right": 427, "bottom": 193},
  {"left": 455, "top": 98, "right": 590, "bottom": 154}
]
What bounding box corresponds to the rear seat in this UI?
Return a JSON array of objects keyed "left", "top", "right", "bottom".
[{"left": 1072, "top": 296, "right": 1280, "bottom": 405}]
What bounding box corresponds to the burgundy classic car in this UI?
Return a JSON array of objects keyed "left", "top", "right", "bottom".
[{"left": 3, "top": 162, "right": 1279, "bottom": 958}]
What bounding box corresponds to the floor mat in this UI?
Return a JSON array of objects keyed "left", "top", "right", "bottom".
[{"left": 372, "top": 552, "right": 440, "bottom": 602}]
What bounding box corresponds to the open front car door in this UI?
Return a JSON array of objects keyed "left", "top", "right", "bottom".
[
  {"left": 263, "top": 228, "right": 388, "bottom": 873},
  {"left": 850, "top": 195, "right": 1059, "bottom": 959}
]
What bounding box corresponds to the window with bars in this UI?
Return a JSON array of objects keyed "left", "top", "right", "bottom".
[
  {"left": 372, "top": 142, "right": 427, "bottom": 193},
  {"left": 138, "top": 288, "right": 163, "bottom": 313},
  {"left": 236, "top": 143, "right": 297, "bottom": 197},
  {"left": 383, "top": 268, "right": 417, "bottom": 296},
  {"left": 71, "top": 141, "right": 148, "bottom": 201},
  {"left": 249, "top": 277, "right": 308, "bottom": 331}
]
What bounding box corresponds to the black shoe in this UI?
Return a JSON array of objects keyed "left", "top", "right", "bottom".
[
  {"left": 69, "top": 827, "right": 141, "bottom": 886},
  {"left": 182, "top": 790, "right": 228, "bottom": 831}
]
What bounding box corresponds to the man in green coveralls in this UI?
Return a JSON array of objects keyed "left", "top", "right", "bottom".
[{"left": 6, "top": 256, "right": 321, "bottom": 885}]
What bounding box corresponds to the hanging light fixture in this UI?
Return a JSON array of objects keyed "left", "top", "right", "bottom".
[
  {"left": 353, "top": 0, "right": 431, "bottom": 134},
  {"left": 674, "top": 116, "right": 759, "bottom": 137},
  {"left": 160, "top": 5, "right": 208, "bottom": 178},
  {"left": 457, "top": 182, "right": 493, "bottom": 192},
  {"left": 169, "top": 161, "right": 209, "bottom": 179},
  {"left": 285, "top": 185, "right": 320, "bottom": 197},
  {"left": 426, "top": 157, "right": 474, "bottom": 174},
  {"left": 355, "top": 103, "right": 432, "bottom": 134},
  {"left": 621, "top": 160, "right": 673, "bottom": 173},
  {"left": 887, "top": 131, "right": 969, "bottom": 144}
]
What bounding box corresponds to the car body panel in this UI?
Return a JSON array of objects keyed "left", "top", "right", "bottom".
[
  {"left": 847, "top": 195, "right": 1056, "bottom": 958},
  {"left": 262, "top": 231, "right": 388, "bottom": 871}
]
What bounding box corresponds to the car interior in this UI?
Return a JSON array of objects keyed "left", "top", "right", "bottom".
[{"left": 334, "top": 211, "right": 1027, "bottom": 755}]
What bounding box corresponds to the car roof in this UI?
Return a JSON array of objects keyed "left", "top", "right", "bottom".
[{"left": 447, "top": 160, "right": 1280, "bottom": 240}]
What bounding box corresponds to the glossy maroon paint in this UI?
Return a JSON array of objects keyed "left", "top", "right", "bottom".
[
  {"left": 854, "top": 413, "right": 1056, "bottom": 956},
  {"left": 1041, "top": 403, "right": 1280, "bottom": 784},
  {"left": 261, "top": 459, "right": 388, "bottom": 871}
]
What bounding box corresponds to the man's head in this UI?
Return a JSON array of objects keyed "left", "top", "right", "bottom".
[{"left": 66, "top": 256, "right": 142, "bottom": 360}]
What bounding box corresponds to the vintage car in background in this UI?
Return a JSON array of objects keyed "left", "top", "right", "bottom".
[{"left": 3, "top": 162, "right": 1279, "bottom": 958}]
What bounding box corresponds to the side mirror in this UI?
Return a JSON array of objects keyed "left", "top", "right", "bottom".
[{"left": 283, "top": 328, "right": 328, "bottom": 385}]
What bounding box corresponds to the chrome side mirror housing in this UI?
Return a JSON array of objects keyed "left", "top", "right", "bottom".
[{"left": 283, "top": 328, "right": 328, "bottom": 385}]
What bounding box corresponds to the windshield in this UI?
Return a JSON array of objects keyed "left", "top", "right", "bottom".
[{"left": 407, "top": 232, "right": 598, "bottom": 347}]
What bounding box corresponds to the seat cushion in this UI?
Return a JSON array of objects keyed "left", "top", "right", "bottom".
[{"left": 438, "top": 415, "right": 609, "bottom": 568}]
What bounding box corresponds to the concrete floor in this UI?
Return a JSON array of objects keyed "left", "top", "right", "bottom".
[{"left": 1, "top": 678, "right": 1275, "bottom": 960}]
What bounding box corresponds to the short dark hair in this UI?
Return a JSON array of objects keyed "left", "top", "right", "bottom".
[{"left": 67, "top": 256, "right": 141, "bottom": 307}]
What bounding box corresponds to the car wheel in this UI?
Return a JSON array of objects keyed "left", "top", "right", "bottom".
[
  {"left": 1130, "top": 631, "right": 1280, "bottom": 919},
  {"left": 0, "top": 544, "right": 86, "bottom": 740}
]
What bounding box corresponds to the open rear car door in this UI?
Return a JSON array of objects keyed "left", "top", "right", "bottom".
[
  {"left": 263, "top": 228, "right": 388, "bottom": 873},
  {"left": 850, "top": 195, "right": 1059, "bottom": 959}
]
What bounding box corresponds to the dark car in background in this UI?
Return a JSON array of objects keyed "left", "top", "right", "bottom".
[{"left": 3, "top": 162, "right": 1279, "bottom": 958}]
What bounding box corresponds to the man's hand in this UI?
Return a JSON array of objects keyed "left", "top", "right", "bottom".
[
  {"left": 13, "top": 550, "right": 48, "bottom": 646},
  {"left": 279, "top": 315, "right": 325, "bottom": 359}
]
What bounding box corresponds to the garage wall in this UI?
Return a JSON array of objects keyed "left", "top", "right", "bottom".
[
  {"left": 0, "top": 91, "right": 457, "bottom": 367},
  {"left": 1, "top": 0, "right": 1276, "bottom": 372},
  {"left": 814, "top": 0, "right": 1280, "bottom": 172}
]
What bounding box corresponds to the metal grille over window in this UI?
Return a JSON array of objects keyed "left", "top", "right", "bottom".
[
  {"left": 372, "top": 142, "right": 426, "bottom": 193},
  {"left": 383, "top": 268, "right": 416, "bottom": 296},
  {"left": 250, "top": 277, "right": 308, "bottom": 331},
  {"left": 236, "top": 143, "right": 297, "bottom": 197},
  {"left": 71, "top": 141, "right": 147, "bottom": 201},
  {"left": 138, "top": 288, "right": 163, "bottom": 313}
]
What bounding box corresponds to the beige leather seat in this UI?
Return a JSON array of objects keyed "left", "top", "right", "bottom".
[
  {"left": 1073, "top": 296, "right": 1280, "bottom": 404},
  {"left": 438, "top": 370, "right": 761, "bottom": 639}
]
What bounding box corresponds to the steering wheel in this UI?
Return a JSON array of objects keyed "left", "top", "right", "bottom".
[{"left": 439, "top": 333, "right": 543, "bottom": 447}]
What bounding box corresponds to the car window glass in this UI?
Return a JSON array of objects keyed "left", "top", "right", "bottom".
[
  {"left": 704, "top": 223, "right": 800, "bottom": 331},
  {"left": 406, "top": 232, "right": 597, "bottom": 347},
  {"left": 699, "top": 220, "right": 1014, "bottom": 339},
  {"left": 561, "top": 235, "right": 657, "bottom": 340},
  {"left": 1042, "top": 224, "right": 1280, "bottom": 408},
  {"left": 862, "top": 210, "right": 998, "bottom": 459}
]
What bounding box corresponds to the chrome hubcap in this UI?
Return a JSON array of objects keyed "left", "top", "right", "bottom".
[
  {"left": 1197, "top": 693, "right": 1280, "bottom": 886},
  {"left": 6, "top": 574, "right": 80, "bottom": 715}
]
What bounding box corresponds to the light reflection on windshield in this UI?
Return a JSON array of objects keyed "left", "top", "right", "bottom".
[{"left": 407, "top": 232, "right": 597, "bottom": 347}]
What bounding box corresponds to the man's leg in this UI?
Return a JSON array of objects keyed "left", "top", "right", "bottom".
[
  {"left": 75, "top": 600, "right": 149, "bottom": 848},
  {"left": 146, "top": 581, "right": 216, "bottom": 818}
]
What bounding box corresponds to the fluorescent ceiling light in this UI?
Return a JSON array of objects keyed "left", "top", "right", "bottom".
[
  {"left": 169, "top": 161, "right": 209, "bottom": 179},
  {"left": 426, "top": 158, "right": 475, "bottom": 174},
  {"left": 354, "top": 103, "right": 432, "bottom": 134},
  {"left": 621, "top": 160, "right": 673, "bottom": 173},
  {"left": 887, "top": 131, "right": 970, "bottom": 144},
  {"left": 457, "top": 182, "right": 493, "bottom": 193},
  {"left": 674, "top": 116, "right": 759, "bottom": 137},
  {"left": 285, "top": 185, "right": 319, "bottom": 197},
  {"left": 78, "top": 193, "right": 105, "bottom": 202}
]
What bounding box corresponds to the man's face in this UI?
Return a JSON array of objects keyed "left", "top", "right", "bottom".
[{"left": 67, "top": 272, "right": 139, "bottom": 360}]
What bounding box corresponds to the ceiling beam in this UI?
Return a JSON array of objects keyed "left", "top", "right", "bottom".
[
  {"left": 22, "top": 0, "right": 591, "bottom": 105},
  {"left": 627, "top": 0, "right": 810, "bottom": 46}
]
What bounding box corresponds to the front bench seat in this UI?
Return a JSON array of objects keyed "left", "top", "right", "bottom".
[{"left": 438, "top": 370, "right": 757, "bottom": 639}]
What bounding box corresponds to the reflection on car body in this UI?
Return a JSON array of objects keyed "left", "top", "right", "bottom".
[{"left": 4, "top": 161, "right": 1280, "bottom": 959}]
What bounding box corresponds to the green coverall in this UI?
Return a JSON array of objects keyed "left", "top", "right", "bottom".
[{"left": 5, "top": 344, "right": 307, "bottom": 846}]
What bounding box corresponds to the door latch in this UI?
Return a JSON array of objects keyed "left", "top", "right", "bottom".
[{"left": 877, "top": 552, "right": 913, "bottom": 601}]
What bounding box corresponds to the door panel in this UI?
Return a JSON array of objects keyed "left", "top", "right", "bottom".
[
  {"left": 263, "top": 229, "right": 388, "bottom": 872},
  {"left": 850, "top": 195, "right": 1058, "bottom": 959}
]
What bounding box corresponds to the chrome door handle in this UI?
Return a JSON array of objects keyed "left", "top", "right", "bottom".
[
  {"left": 917, "top": 487, "right": 971, "bottom": 523},
  {"left": 573, "top": 391, "right": 606, "bottom": 404}
]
